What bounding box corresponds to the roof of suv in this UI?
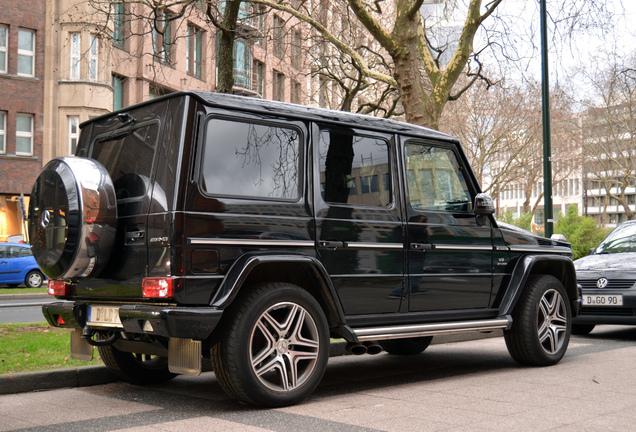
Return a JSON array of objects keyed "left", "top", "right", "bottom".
[{"left": 88, "top": 90, "right": 456, "bottom": 143}]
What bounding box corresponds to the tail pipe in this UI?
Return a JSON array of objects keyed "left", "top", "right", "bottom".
[{"left": 345, "top": 341, "right": 383, "bottom": 355}]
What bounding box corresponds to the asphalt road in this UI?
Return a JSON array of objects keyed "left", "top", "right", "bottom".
[
  {"left": 2, "top": 326, "right": 636, "bottom": 431},
  {"left": 0, "top": 297, "right": 48, "bottom": 323}
]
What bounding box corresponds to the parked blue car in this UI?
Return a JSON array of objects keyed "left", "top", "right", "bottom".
[{"left": 0, "top": 242, "right": 46, "bottom": 287}]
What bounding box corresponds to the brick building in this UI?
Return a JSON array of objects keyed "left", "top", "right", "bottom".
[{"left": 0, "top": 0, "right": 45, "bottom": 241}]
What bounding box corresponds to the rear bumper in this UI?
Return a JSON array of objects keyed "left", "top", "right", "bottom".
[{"left": 42, "top": 301, "right": 223, "bottom": 341}]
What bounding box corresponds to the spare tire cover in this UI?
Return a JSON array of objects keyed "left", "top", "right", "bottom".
[{"left": 29, "top": 157, "right": 117, "bottom": 280}]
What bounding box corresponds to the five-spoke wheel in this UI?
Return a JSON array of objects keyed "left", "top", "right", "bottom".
[
  {"left": 504, "top": 274, "right": 572, "bottom": 366},
  {"left": 211, "top": 282, "right": 329, "bottom": 407}
]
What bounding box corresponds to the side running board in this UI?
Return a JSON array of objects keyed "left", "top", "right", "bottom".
[{"left": 351, "top": 317, "right": 512, "bottom": 342}]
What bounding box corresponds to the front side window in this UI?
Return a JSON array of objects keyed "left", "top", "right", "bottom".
[
  {"left": 201, "top": 118, "right": 300, "bottom": 200},
  {"left": 405, "top": 142, "right": 473, "bottom": 212},
  {"left": 68, "top": 116, "right": 79, "bottom": 155},
  {"left": 89, "top": 34, "right": 98, "bottom": 81},
  {"left": 0, "top": 111, "right": 5, "bottom": 153},
  {"left": 70, "top": 32, "right": 80, "bottom": 79},
  {"left": 319, "top": 129, "right": 391, "bottom": 207},
  {"left": 16, "top": 113, "right": 33, "bottom": 156},
  {"left": 17, "top": 29, "right": 35, "bottom": 77},
  {"left": 0, "top": 25, "right": 7, "bottom": 73}
]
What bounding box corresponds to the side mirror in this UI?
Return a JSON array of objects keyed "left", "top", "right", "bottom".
[
  {"left": 474, "top": 193, "right": 495, "bottom": 226},
  {"left": 588, "top": 248, "right": 596, "bottom": 255}
]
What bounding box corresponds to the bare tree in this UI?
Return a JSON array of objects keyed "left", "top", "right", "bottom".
[{"left": 578, "top": 52, "right": 636, "bottom": 222}]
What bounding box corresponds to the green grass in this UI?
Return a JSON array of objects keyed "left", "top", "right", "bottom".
[
  {"left": 0, "top": 287, "right": 48, "bottom": 295},
  {"left": 0, "top": 322, "right": 101, "bottom": 374}
]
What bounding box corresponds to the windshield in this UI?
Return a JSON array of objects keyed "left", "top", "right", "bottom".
[{"left": 595, "top": 223, "right": 636, "bottom": 254}]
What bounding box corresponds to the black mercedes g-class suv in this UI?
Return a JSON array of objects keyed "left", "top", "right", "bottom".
[{"left": 29, "top": 91, "right": 578, "bottom": 407}]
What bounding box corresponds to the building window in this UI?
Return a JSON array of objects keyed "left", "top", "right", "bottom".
[
  {"left": 112, "top": 75, "right": 124, "bottom": 110},
  {"left": 291, "top": 80, "right": 301, "bottom": 104},
  {"left": 187, "top": 24, "right": 202, "bottom": 78},
  {"left": 68, "top": 116, "right": 79, "bottom": 155},
  {"left": 0, "top": 25, "right": 7, "bottom": 74},
  {"left": 273, "top": 15, "right": 284, "bottom": 59},
  {"left": 234, "top": 40, "right": 251, "bottom": 89},
  {"left": 273, "top": 70, "right": 285, "bottom": 101},
  {"left": 16, "top": 114, "right": 33, "bottom": 156},
  {"left": 253, "top": 60, "right": 263, "bottom": 95},
  {"left": 112, "top": 1, "right": 125, "bottom": 47},
  {"left": 292, "top": 31, "right": 301, "bottom": 68},
  {"left": 17, "top": 29, "right": 35, "bottom": 77},
  {"left": 89, "top": 34, "right": 98, "bottom": 81},
  {"left": 70, "top": 32, "right": 80, "bottom": 79},
  {"left": 153, "top": 10, "right": 173, "bottom": 64},
  {"left": 256, "top": 6, "right": 266, "bottom": 47},
  {"left": 0, "top": 111, "right": 6, "bottom": 154}
]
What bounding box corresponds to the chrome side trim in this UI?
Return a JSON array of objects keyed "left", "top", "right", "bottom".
[
  {"left": 508, "top": 246, "right": 572, "bottom": 254},
  {"left": 346, "top": 242, "right": 403, "bottom": 249},
  {"left": 352, "top": 317, "right": 512, "bottom": 342},
  {"left": 189, "top": 238, "right": 315, "bottom": 247},
  {"left": 433, "top": 244, "right": 494, "bottom": 251}
]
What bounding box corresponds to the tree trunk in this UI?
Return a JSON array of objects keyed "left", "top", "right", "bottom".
[{"left": 216, "top": 1, "right": 242, "bottom": 94}]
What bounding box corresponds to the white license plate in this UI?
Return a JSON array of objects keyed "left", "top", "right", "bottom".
[
  {"left": 87, "top": 305, "right": 122, "bottom": 327},
  {"left": 582, "top": 294, "right": 623, "bottom": 306}
]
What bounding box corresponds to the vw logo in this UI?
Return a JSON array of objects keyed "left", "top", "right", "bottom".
[
  {"left": 596, "top": 278, "right": 609, "bottom": 289},
  {"left": 40, "top": 210, "right": 51, "bottom": 229}
]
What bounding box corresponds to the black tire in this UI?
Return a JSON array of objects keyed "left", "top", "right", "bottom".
[
  {"left": 28, "top": 157, "right": 117, "bottom": 280},
  {"left": 571, "top": 324, "right": 596, "bottom": 336},
  {"left": 211, "top": 282, "right": 330, "bottom": 407},
  {"left": 97, "top": 344, "right": 177, "bottom": 385},
  {"left": 25, "top": 270, "right": 44, "bottom": 288},
  {"left": 379, "top": 337, "right": 433, "bottom": 355},
  {"left": 504, "top": 274, "right": 571, "bottom": 366}
]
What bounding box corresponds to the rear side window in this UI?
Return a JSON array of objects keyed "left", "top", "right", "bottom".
[
  {"left": 319, "top": 128, "right": 391, "bottom": 207},
  {"left": 201, "top": 118, "right": 301, "bottom": 200}
]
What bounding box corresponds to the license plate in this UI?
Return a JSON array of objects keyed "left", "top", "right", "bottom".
[
  {"left": 87, "top": 305, "right": 122, "bottom": 327},
  {"left": 582, "top": 294, "right": 623, "bottom": 306}
]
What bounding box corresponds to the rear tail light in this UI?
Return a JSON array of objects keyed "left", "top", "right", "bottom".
[
  {"left": 48, "top": 280, "right": 72, "bottom": 296},
  {"left": 142, "top": 277, "right": 174, "bottom": 299}
]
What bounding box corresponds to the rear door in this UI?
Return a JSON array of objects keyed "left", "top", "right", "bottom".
[
  {"left": 402, "top": 140, "right": 494, "bottom": 313},
  {"left": 314, "top": 124, "right": 404, "bottom": 315}
]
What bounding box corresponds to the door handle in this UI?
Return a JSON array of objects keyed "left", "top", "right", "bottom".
[
  {"left": 410, "top": 243, "right": 433, "bottom": 251},
  {"left": 318, "top": 240, "right": 345, "bottom": 249}
]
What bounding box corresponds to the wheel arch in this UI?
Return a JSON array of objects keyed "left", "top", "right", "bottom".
[
  {"left": 210, "top": 253, "right": 347, "bottom": 333},
  {"left": 499, "top": 255, "right": 579, "bottom": 317}
]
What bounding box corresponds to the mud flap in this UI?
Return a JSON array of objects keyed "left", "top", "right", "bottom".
[
  {"left": 168, "top": 338, "right": 202, "bottom": 376},
  {"left": 70, "top": 328, "right": 94, "bottom": 360}
]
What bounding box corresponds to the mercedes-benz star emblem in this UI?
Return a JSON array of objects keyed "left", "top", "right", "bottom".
[
  {"left": 40, "top": 210, "right": 51, "bottom": 229},
  {"left": 596, "top": 278, "right": 609, "bottom": 289}
]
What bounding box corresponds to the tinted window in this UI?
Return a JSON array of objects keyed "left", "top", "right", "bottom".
[
  {"left": 319, "top": 129, "right": 391, "bottom": 207},
  {"left": 405, "top": 142, "right": 472, "bottom": 212},
  {"left": 91, "top": 123, "right": 159, "bottom": 200},
  {"left": 201, "top": 118, "right": 300, "bottom": 200}
]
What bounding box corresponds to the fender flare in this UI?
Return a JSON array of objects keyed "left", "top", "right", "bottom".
[
  {"left": 498, "top": 254, "right": 579, "bottom": 316},
  {"left": 210, "top": 252, "right": 348, "bottom": 330}
]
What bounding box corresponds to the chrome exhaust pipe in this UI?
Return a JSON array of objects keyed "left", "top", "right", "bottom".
[
  {"left": 364, "top": 341, "right": 383, "bottom": 355},
  {"left": 346, "top": 342, "right": 368, "bottom": 355}
]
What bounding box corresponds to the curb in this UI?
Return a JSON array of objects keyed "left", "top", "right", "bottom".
[
  {"left": 0, "top": 293, "right": 48, "bottom": 301},
  {"left": 0, "top": 331, "right": 502, "bottom": 395}
]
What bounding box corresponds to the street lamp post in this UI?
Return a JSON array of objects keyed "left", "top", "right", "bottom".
[{"left": 540, "top": 0, "right": 553, "bottom": 237}]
